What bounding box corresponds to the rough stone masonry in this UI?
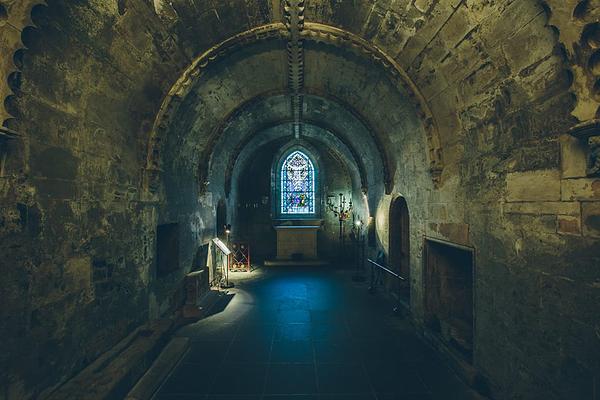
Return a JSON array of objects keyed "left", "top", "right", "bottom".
[{"left": 0, "top": 1, "right": 599, "bottom": 399}]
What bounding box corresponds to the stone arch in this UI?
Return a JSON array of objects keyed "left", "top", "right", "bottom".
[
  {"left": 219, "top": 119, "right": 368, "bottom": 198},
  {"left": 389, "top": 195, "right": 411, "bottom": 299},
  {"left": 144, "top": 23, "right": 444, "bottom": 195},
  {"left": 198, "top": 90, "right": 389, "bottom": 196},
  {"left": 225, "top": 125, "right": 367, "bottom": 237}
]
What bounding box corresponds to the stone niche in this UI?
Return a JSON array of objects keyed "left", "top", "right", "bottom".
[
  {"left": 424, "top": 238, "right": 475, "bottom": 362},
  {"left": 273, "top": 219, "right": 322, "bottom": 261},
  {"left": 565, "top": 122, "right": 600, "bottom": 178}
]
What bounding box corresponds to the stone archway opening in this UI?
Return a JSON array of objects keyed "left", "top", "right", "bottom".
[{"left": 389, "top": 196, "right": 410, "bottom": 302}]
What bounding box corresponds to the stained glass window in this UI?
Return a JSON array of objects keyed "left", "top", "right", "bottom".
[{"left": 280, "top": 150, "right": 315, "bottom": 215}]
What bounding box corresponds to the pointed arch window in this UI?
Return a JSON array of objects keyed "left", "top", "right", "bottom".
[{"left": 280, "top": 150, "right": 316, "bottom": 215}]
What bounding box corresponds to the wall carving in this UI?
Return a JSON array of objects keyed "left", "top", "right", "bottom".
[
  {"left": 0, "top": 0, "right": 46, "bottom": 133},
  {"left": 543, "top": 0, "right": 600, "bottom": 121},
  {"left": 544, "top": 1, "right": 600, "bottom": 178}
]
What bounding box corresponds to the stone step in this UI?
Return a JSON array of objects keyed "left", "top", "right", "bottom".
[
  {"left": 41, "top": 288, "right": 224, "bottom": 400},
  {"left": 125, "top": 337, "right": 190, "bottom": 400},
  {"left": 43, "top": 319, "right": 175, "bottom": 400}
]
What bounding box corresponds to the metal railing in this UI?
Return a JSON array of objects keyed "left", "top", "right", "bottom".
[
  {"left": 367, "top": 259, "right": 407, "bottom": 313},
  {"left": 367, "top": 259, "right": 406, "bottom": 281}
]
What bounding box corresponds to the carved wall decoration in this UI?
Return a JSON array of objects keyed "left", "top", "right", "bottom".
[
  {"left": 544, "top": 1, "right": 600, "bottom": 177},
  {"left": 0, "top": 0, "right": 46, "bottom": 131},
  {"left": 543, "top": 0, "right": 600, "bottom": 121}
]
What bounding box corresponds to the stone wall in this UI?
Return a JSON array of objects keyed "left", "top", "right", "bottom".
[
  {"left": 0, "top": 0, "right": 273, "bottom": 398},
  {"left": 356, "top": 2, "right": 600, "bottom": 398},
  {"left": 0, "top": 1, "right": 598, "bottom": 399}
]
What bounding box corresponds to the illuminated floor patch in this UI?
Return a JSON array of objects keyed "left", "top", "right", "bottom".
[{"left": 155, "top": 266, "right": 472, "bottom": 400}]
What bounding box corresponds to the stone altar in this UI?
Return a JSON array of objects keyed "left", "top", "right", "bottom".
[{"left": 273, "top": 220, "right": 322, "bottom": 261}]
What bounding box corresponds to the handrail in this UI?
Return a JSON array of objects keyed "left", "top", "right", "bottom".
[{"left": 368, "top": 259, "right": 406, "bottom": 281}]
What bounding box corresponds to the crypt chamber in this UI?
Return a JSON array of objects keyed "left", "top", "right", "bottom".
[{"left": 0, "top": 1, "right": 599, "bottom": 399}]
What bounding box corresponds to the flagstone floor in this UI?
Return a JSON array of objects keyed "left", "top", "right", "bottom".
[{"left": 155, "top": 266, "right": 474, "bottom": 400}]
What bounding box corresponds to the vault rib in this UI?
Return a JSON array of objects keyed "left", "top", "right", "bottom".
[{"left": 284, "top": 0, "right": 305, "bottom": 139}]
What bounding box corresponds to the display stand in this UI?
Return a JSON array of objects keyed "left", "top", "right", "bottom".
[{"left": 212, "top": 238, "right": 234, "bottom": 289}]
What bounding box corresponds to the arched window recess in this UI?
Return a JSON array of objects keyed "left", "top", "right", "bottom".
[{"left": 274, "top": 147, "right": 320, "bottom": 219}]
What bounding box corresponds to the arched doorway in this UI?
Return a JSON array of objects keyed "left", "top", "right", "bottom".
[{"left": 389, "top": 196, "right": 410, "bottom": 301}]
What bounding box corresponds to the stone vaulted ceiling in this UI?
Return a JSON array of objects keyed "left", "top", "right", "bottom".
[{"left": 0, "top": 0, "right": 579, "bottom": 193}]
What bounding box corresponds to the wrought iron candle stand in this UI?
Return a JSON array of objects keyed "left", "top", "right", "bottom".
[
  {"left": 220, "top": 224, "right": 235, "bottom": 289},
  {"left": 326, "top": 193, "right": 353, "bottom": 255},
  {"left": 350, "top": 218, "right": 366, "bottom": 282}
]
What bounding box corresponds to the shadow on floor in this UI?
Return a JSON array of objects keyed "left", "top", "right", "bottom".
[{"left": 203, "top": 292, "right": 236, "bottom": 318}]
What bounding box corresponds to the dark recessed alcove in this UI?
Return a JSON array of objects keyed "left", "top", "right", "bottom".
[
  {"left": 156, "top": 223, "right": 180, "bottom": 277},
  {"left": 424, "top": 238, "right": 474, "bottom": 362},
  {"left": 389, "top": 196, "right": 410, "bottom": 301}
]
